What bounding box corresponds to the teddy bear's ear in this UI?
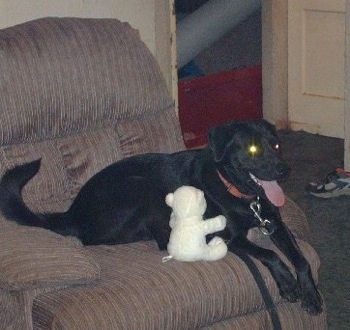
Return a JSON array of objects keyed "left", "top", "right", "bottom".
[{"left": 165, "top": 193, "right": 174, "bottom": 207}]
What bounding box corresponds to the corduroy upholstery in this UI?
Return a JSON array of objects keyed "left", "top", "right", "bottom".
[{"left": 0, "top": 17, "right": 327, "bottom": 329}]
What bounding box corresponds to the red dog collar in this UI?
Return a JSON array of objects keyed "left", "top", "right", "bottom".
[{"left": 217, "top": 171, "right": 255, "bottom": 200}]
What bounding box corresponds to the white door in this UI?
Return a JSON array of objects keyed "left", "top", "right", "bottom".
[{"left": 288, "top": 0, "right": 346, "bottom": 138}]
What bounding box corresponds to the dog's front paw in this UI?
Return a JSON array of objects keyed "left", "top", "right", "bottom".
[
  {"left": 279, "top": 278, "right": 300, "bottom": 303},
  {"left": 301, "top": 288, "right": 323, "bottom": 315}
]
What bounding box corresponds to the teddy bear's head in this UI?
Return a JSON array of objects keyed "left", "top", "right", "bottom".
[{"left": 165, "top": 186, "right": 207, "bottom": 219}]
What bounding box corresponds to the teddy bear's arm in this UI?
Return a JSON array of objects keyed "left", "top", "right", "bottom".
[
  {"left": 169, "top": 213, "right": 176, "bottom": 228},
  {"left": 201, "top": 215, "right": 227, "bottom": 234}
]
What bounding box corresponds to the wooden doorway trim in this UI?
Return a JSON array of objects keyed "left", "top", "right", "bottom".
[
  {"left": 262, "top": 0, "right": 289, "bottom": 129},
  {"left": 345, "top": 0, "right": 350, "bottom": 170}
]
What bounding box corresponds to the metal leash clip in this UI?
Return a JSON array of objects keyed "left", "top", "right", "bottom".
[{"left": 249, "top": 198, "right": 275, "bottom": 235}]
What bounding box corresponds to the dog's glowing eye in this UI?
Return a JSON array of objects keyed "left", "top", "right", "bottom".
[
  {"left": 274, "top": 144, "right": 280, "bottom": 151},
  {"left": 248, "top": 144, "right": 259, "bottom": 156}
]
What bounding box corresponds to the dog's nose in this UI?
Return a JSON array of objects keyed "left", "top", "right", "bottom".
[{"left": 276, "top": 163, "right": 291, "bottom": 179}]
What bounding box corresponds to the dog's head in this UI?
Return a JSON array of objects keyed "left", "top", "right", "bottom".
[{"left": 208, "top": 120, "right": 290, "bottom": 207}]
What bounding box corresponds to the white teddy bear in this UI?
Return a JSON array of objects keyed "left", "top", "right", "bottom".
[{"left": 162, "top": 185, "right": 228, "bottom": 262}]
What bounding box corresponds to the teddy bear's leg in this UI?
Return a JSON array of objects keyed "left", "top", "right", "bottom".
[
  {"left": 204, "top": 237, "right": 228, "bottom": 261},
  {"left": 208, "top": 236, "right": 225, "bottom": 246}
]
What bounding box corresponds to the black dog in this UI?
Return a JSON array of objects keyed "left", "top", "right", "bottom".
[{"left": 0, "top": 119, "right": 322, "bottom": 314}]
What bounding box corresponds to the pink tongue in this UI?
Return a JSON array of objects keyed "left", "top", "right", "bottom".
[{"left": 258, "top": 179, "right": 285, "bottom": 207}]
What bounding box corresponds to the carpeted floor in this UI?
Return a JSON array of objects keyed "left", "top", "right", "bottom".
[{"left": 278, "top": 130, "right": 350, "bottom": 330}]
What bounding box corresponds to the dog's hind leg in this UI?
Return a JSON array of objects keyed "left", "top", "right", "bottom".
[{"left": 145, "top": 189, "right": 172, "bottom": 251}]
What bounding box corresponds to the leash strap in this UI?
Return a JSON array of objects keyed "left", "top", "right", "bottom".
[{"left": 235, "top": 251, "right": 282, "bottom": 330}]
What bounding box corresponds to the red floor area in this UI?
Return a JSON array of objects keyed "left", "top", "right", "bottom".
[{"left": 178, "top": 65, "right": 262, "bottom": 149}]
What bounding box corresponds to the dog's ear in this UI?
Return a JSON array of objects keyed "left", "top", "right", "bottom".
[{"left": 208, "top": 124, "right": 235, "bottom": 162}]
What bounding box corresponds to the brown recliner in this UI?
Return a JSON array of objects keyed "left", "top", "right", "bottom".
[{"left": 0, "top": 17, "right": 327, "bottom": 329}]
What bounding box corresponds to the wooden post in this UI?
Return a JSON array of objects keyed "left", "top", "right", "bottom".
[
  {"left": 262, "top": 0, "right": 289, "bottom": 129},
  {"left": 345, "top": 0, "right": 350, "bottom": 170}
]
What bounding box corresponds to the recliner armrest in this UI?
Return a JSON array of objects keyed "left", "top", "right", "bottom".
[{"left": 0, "top": 219, "right": 100, "bottom": 291}]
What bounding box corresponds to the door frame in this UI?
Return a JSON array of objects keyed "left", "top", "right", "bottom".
[
  {"left": 262, "top": 0, "right": 289, "bottom": 129},
  {"left": 345, "top": 0, "right": 350, "bottom": 169}
]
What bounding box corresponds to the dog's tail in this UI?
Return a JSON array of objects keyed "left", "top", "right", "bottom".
[{"left": 0, "top": 159, "right": 78, "bottom": 236}]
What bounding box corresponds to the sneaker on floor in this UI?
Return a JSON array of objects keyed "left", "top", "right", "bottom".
[{"left": 306, "top": 168, "right": 350, "bottom": 198}]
